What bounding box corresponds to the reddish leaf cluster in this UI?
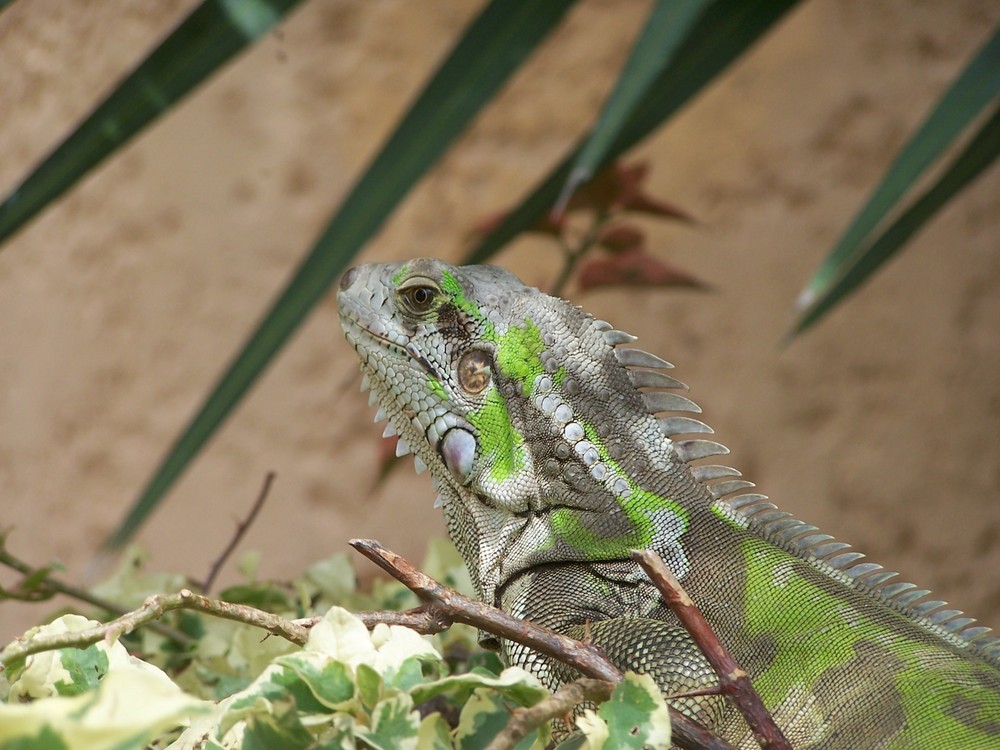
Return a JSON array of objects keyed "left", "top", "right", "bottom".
[
  {"left": 565, "top": 161, "right": 693, "bottom": 222},
  {"left": 377, "top": 162, "right": 705, "bottom": 471},
  {"left": 470, "top": 160, "right": 702, "bottom": 294},
  {"left": 578, "top": 248, "right": 705, "bottom": 293},
  {"left": 582, "top": 219, "right": 704, "bottom": 292}
]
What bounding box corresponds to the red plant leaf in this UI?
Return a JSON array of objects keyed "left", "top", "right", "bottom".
[
  {"left": 621, "top": 191, "right": 694, "bottom": 222},
  {"left": 568, "top": 160, "right": 693, "bottom": 223},
  {"left": 598, "top": 223, "right": 645, "bottom": 253},
  {"left": 568, "top": 161, "right": 647, "bottom": 214},
  {"left": 578, "top": 249, "right": 706, "bottom": 292}
]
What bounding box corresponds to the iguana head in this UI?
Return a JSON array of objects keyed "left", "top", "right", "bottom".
[
  {"left": 338, "top": 258, "right": 542, "bottom": 505},
  {"left": 338, "top": 258, "right": 710, "bottom": 597}
]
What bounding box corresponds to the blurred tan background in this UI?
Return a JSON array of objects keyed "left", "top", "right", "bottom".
[{"left": 1, "top": 0, "right": 998, "bottom": 641}]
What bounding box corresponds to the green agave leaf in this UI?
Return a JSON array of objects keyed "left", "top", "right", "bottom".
[
  {"left": 106, "top": 0, "right": 578, "bottom": 548},
  {"left": 555, "top": 0, "right": 711, "bottom": 213},
  {"left": 793, "top": 103, "right": 1000, "bottom": 336},
  {"left": 0, "top": 0, "right": 305, "bottom": 247},
  {"left": 466, "top": 0, "right": 801, "bottom": 264},
  {"left": 797, "top": 25, "right": 1000, "bottom": 314}
]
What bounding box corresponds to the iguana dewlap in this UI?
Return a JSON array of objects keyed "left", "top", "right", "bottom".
[{"left": 338, "top": 258, "right": 1000, "bottom": 748}]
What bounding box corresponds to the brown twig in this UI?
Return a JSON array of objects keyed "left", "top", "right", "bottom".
[
  {"left": 350, "top": 538, "right": 736, "bottom": 750},
  {"left": 0, "top": 537, "right": 195, "bottom": 649},
  {"left": 292, "top": 608, "right": 453, "bottom": 635},
  {"left": 0, "top": 588, "right": 309, "bottom": 671},
  {"left": 632, "top": 549, "right": 791, "bottom": 750},
  {"left": 486, "top": 677, "right": 615, "bottom": 750},
  {"left": 354, "top": 605, "right": 452, "bottom": 634},
  {"left": 201, "top": 472, "right": 276, "bottom": 594},
  {"left": 350, "top": 538, "right": 621, "bottom": 682}
]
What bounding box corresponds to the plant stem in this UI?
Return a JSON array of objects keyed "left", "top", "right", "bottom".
[{"left": 550, "top": 209, "right": 610, "bottom": 297}]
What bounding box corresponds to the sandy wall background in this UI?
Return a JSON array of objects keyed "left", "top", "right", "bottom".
[{"left": 1, "top": 0, "right": 998, "bottom": 641}]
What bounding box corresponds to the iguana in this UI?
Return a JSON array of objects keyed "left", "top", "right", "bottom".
[{"left": 337, "top": 258, "right": 1000, "bottom": 748}]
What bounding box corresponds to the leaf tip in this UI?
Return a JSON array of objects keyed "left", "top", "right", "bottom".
[{"left": 552, "top": 166, "right": 592, "bottom": 221}]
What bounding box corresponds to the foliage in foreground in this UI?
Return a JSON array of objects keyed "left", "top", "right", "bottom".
[{"left": 0, "top": 543, "right": 672, "bottom": 749}]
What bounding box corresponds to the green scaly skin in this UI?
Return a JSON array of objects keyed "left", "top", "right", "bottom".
[{"left": 338, "top": 258, "right": 1000, "bottom": 748}]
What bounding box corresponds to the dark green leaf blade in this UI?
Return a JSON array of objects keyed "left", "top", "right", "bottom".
[
  {"left": 797, "top": 25, "right": 1000, "bottom": 311},
  {"left": 555, "top": 0, "right": 711, "bottom": 212},
  {"left": 0, "top": 0, "right": 305, "bottom": 247},
  {"left": 105, "top": 0, "right": 578, "bottom": 548},
  {"left": 466, "top": 0, "right": 801, "bottom": 264},
  {"left": 609, "top": 0, "right": 800, "bottom": 162},
  {"left": 793, "top": 103, "right": 1000, "bottom": 336}
]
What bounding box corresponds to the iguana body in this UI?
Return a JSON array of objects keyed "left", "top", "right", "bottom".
[{"left": 338, "top": 258, "right": 1000, "bottom": 748}]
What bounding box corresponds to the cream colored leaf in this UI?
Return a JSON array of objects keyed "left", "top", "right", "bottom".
[
  {"left": 0, "top": 668, "right": 208, "bottom": 750},
  {"left": 575, "top": 708, "right": 609, "bottom": 749},
  {"left": 307, "top": 607, "right": 439, "bottom": 678},
  {"left": 8, "top": 614, "right": 174, "bottom": 701}
]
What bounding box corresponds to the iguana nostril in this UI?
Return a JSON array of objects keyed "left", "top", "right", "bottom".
[{"left": 339, "top": 266, "right": 358, "bottom": 292}]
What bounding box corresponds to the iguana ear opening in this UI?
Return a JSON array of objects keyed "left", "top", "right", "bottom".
[{"left": 457, "top": 350, "right": 492, "bottom": 394}]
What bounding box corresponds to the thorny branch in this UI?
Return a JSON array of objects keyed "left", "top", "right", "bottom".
[{"left": 349, "top": 538, "right": 622, "bottom": 681}]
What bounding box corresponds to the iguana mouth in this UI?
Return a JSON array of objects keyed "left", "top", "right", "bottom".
[
  {"left": 338, "top": 308, "right": 404, "bottom": 355},
  {"left": 342, "top": 314, "right": 443, "bottom": 381},
  {"left": 405, "top": 344, "right": 442, "bottom": 380}
]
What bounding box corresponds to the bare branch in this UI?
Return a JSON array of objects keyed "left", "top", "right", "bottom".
[
  {"left": 1, "top": 588, "right": 309, "bottom": 671},
  {"left": 350, "top": 538, "right": 736, "bottom": 750},
  {"left": 0, "top": 535, "right": 194, "bottom": 649},
  {"left": 486, "top": 678, "right": 615, "bottom": 750},
  {"left": 354, "top": 605, "right": 452, "bottom": 634},
  {"left": 202, "top": 471, "right": 276, "bottom": 594},
  {"left": 350, "top": 538, "right": 621, "bottom": 682},
  {"left": 632, "top": 549, "right": 791, "bottom": 750}
]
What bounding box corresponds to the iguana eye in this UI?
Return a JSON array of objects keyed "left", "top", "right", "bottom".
[
  {"left": 397, "top": 277, "right": 440, "bottom": 314},
  {"left": 457, "top": 350, "right": 492, "bottom": 394}
]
